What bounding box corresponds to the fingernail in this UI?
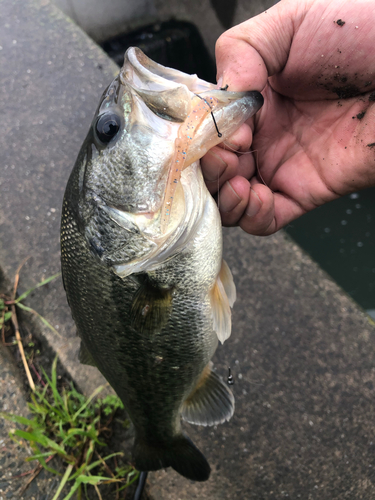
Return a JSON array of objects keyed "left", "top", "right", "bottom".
[
  {"left": 204, "top": 150, "right": 228, "bottom": 181},
  {"left": 246, "top": 188, "right": 262, "bottom": 217},
  {"left": 218, "top": 181, "right": 241, "bottom": 213},
  {"left": 217, "top": 75, "right": 223, "bottom": 89}
]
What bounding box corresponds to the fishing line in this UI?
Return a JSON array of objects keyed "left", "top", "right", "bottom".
[
  {"left": 195, "top": 94, "right": 222, "bottom": 138},
  {"left": 134, "top": 471, "right": 148, "bottom": 500},
  {"left": 221, "top": 143, "right": 254, "bottom": 154},
  {"left": 218, "top": 145, "right": 271, "bottom": 190},
  {"left": 252, "top": 149, "right": 270, "bottom": 189}
]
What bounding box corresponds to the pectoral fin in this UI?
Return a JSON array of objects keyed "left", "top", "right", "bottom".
[
  {"left": 131, "top": 281, "right": 173, "bottom": 334},
  {"left": 78, "top": 341, "right": 97, "bottom": 367},
  {"left": 218, "top": 259, "right": 236, "bottom": 307},
  {"left": 210, "top": 259, "right": 236, "bottom": 343},
  {"left": 181, "top": 362, "right": 234, "bottom": 426}
]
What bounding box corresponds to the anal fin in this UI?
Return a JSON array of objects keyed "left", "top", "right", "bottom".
[
  {"left": 78, "top": 341, "right": 97, "bottom": 367},
  {"left": 210, "top": 259, "right": 236, "bottom": 343},
  {"left": 182, "top": 362, "right": 234, "bottom": 426}
]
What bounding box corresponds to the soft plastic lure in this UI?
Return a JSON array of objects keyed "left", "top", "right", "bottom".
[{"left": 161, "top": 95, "right": 219, "bottom": 233}]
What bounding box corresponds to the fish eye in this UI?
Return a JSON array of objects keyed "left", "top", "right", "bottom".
[{"left": 95, "top": 113, "right": 121, "bottom": 144}]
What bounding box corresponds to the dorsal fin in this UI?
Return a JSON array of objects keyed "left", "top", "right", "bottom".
[
  {"left": 209, "top": 259, "right": 236, "bottom": 343},
  {"left": 181, "top": 362, "right": 234, "bottom": 426}
]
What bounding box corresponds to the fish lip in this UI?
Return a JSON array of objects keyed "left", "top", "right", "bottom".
[{"left": 122, "top": 47, "right": 216, "bottom": 93}]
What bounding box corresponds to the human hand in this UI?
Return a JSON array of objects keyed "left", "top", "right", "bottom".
[{"left": 202, "top": 0, "right": 375, "bottom": 235}]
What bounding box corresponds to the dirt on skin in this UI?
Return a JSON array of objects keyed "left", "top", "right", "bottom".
[
  {"left": 316, "top": 70, "right": 365, "bottom": 99},
  {"left": 332, "top": 83, "right": 362, "bottom": 99},
  {"left": 317, "top": 73, "right": 374, "bottom": 99},
  {"left": 315, "top": 20, "right": 374, "bottom": 100}
]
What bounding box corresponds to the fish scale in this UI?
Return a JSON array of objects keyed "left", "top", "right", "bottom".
[{"left": 61, "top": 186, "right": 219, "bottom": 435}]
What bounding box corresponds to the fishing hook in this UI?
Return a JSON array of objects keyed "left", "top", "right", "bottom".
[{"left": 195, "top": 94, "right": 222, "bottom": 138}]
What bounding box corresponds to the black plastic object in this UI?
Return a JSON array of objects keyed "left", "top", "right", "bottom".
[
  {"left": 101, "top": 20, "right": 216, "bottom": 83},
  {"left": 133, "top": 471, "right": 148, "bottom": 500}
]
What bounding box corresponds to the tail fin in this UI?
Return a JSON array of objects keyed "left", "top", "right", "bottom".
[{"left": 133, "top": 433, "right": 210, "bottom": 481}]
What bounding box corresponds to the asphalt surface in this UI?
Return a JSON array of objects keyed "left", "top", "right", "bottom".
[{"left": 1, "top": 0, "right": 375, "bottom": 499}]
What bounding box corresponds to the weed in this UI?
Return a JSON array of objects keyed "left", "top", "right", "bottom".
[
  {"left": 1, "top": 266, "right": 61, "bottom": 341},
  {"left": 1, "top": 356, "right": 138, "bottom": 500},
  {"left": 1, "top": 260, "right": 61, "bottom": 390}
]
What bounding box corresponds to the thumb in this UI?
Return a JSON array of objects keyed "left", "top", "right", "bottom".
[{"left": 215, "top": 0, "right": 307, "bottom": 92}]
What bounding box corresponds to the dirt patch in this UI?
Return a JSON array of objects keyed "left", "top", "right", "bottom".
[
  {"left": 356, "top": 111, "right": 366, "bottom": 120},
  {"left": 332, "top": 84, "right": 362, "bottom": 99},
  {"left": 317, "top": 73, "right": 363, "bottom": 99},
  {"left": 336, "top": 19, "right": 345, "bottom": 27},
  {"left": 367, "top": 143, "right": 375, "bottom": 148},
  {"left": 369, "top": 92, "right": 375, "bottom": 102}
]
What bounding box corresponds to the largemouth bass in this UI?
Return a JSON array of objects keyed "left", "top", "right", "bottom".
[{"left": 61, "top": 47, "right": 263, "bottom": 481}]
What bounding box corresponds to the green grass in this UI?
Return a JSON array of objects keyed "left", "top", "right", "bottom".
[
  {"left": 1, "top": 356, "right": 138, "bottom": 500},
  {"left": 1, "top": 268, "right": 138, "bottom": 499},
  {"left": 0, "top": 271, "right": 61, "bottom": 337}
]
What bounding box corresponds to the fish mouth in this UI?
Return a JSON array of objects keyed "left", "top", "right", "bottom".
[
  {"left": 121, "top": 47, "right": 263, "bottom": 126},
  {"left": 120, "top": 47, "right": 264, "bottom": 233}
]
